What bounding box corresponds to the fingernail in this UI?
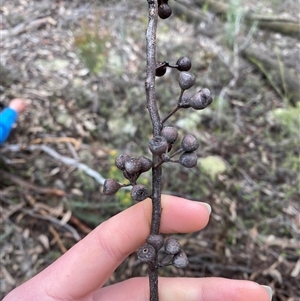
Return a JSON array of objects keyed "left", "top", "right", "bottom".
[
  {"left": 200, "top": 202, "right": 211, "bottom": 215},
  {"left": 261, "top": 285, "right": 273, "bottom": 300}
]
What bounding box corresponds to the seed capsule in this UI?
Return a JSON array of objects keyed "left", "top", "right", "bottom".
[
  {"left": 164, "top": 237, "right": 181, "bottom": 255},
  {"left": 131, "top": 184, "right": 149, "bottom": 202},
  {"left": 138, "top": 156, "right": 153, "bottom": 173},
  {"left": 156, "top": 63, "right": 167, "bottom": 77},
  {"left": 181, "top": 134, "right": 199, "bottom": 152},
  {"left": 137, "top": 243, "right": 156, "bottom": 262},
  {"left": 179, "top": 93, "right": 191, "bottom": 108},
  {"left": 178, "top": 72, "right": 196, "bottom": 91},
  {"left": 115, "top": 154, "right": 131, "bottom": 170},
  {"left": 124, "top": 158, "right": 142, "bottom": 175},
  {"left": 158, "top": 3, "right": 172, "bottom": 19},
  {"left": 189, "top": 88, "right": 213, "bottom": 110},
  {"left": 176, "top": 57, "right": 192, "bottom": 71},
  {"left": 149, "top": 136, "right": 168, "bottom": 155},
  {"left": 146, "top": 234, "right": 164, "bottom": 251},
  {"left": 179, "top": 152, "right": 198, "bottom": 168},
  {"left": 172, "top": 250, "right": 189, "bottom": 268},
  {"left": 103, "top": 179, "right": 121, "bottom": 195},
  {"left": 161, "top": 126, "right": 178, "bottom": 144}
]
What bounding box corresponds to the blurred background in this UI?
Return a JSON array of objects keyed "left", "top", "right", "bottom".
[{"left": 1, "top": 0, "right": 299, "bottom": 300}]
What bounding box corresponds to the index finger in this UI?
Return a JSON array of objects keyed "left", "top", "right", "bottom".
[{"left": 6, "top": 195, "right": 211, "bottom": 300}]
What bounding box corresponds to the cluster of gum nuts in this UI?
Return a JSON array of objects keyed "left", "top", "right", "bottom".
[
  {"left": 103, "top": 129, "right": 200, "bottom": 202},
  {"left": 156, "top": 56, "right": 213, "bottom": 111},
  {"left": 138, "top": 235, "right": 188, "bottom": 269},
  {"left": 103, "top": 55, "right": 213, "bottom": 202}
]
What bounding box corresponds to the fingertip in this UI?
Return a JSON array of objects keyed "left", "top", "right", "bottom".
[
  {"left": 199, "top": 202, "right": 211, "bottom": 215},
  {"left": 261, "top": 285, "right": 273, "bottom": 301}
]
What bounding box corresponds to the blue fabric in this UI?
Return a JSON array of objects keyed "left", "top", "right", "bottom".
[{"left": 0, "top": 107, "right": 18, "bottom": 145}]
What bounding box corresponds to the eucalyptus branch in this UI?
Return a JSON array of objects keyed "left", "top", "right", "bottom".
[
  {"left": 145, "top": 2, "right": 162, "bottom": 300},
  {"left": 102, "top": 1, "right": 213, "bottom": 300}
]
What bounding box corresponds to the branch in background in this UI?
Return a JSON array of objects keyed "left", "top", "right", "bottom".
[
  {"left": 1, "top": 170, "right": 65, "bottom": 196},
  {"left": 1, "top": 144, "right": 132, "bottom": 189},
  {"left": 0, "top": 16, "right": 57, "bottom": 39}
]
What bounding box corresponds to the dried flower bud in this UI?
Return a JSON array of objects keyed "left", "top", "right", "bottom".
[
  {"left": 137, "top": 243, "right": 156, "bottom": 262},
  {"left": 103, "top": 179, "right": 121, "bottom": 195},
  {"left": 124, "top": 158, "right": 142, "bottom": 175},
  {"left": 179, "top": 152, "right": 198, "bottom": 168},
  {"left": 161, "top": 126, "right": 178, "bottom": 144},
  {"left": 158, "top": 3, "right": 172, "bottom": 19},
  {"left": 172, "top": 250, "right": 188, "bottom": 268},
  {"left": 131, "top": 184, "right": 149, "bottom": 202},
  {"left": 189, "top": 88, "right": 213, "bottom": 110},
  {"left": 149, "top": 136, "right": 168, "bottom": 155},
  {"left": 176, "top": 57, "right": 191, "bottom": 71},
  {"left": 178, "top": 72, "right": 196, "bottom": 91},
  {"left": 179, "top": 93, "right": 191, "bottom": 108},
  {"left": 156, "top": 63, "right": 167, "bottom": 77},
  {"left": 164, "top": 237, "right": 181, "bottom": 255},
  {"left": 138, "top": 156, "right": 153, "bottom": 173},
  {"left": 181, "top": 134, "right": 199, "bottom": 152},
  {"left": 146, "top": 234, "right": 164, "bottom": 251},
  {"left": 115, "top": 154, "right": 131, "bottom": 170}
]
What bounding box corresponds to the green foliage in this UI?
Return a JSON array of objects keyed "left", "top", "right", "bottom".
[
  {"left": 74, "top": 22, "right": 110, "bottom": 74},
  {"left": 226, "top": 0, "right": 243, "bottom": 48},
  {"left": 267, "top": 104, "right": 300, "bottom": 136},
  {"left": 198, "top": 155, "right": 228, "bottom": 180}
]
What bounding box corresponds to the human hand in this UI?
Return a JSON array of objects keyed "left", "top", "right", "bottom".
[
  {"left": 3, "top": 195, "right": 272, "bottom": 301},
  {"left": 8, "top": 98, "right": 28, "bottom": 114}
]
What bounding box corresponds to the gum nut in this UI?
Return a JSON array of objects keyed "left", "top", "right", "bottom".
[
  {"left": 138, "top": 156, "right": 153, "bottom": 172},
  {"left": 179, "top": 93, "right": 192, "bottom": 108},
  {"left": 179, "top": 152, "right": 198, "bottom": 168},
  {"left": 103, "top": 179, "right": 121, "bottom": 195},
  {"left": 164, "top": 237, "right": 181, "bottom": 255},
  {"left": 189, "top": 88, "right": 213, "bottom": 110},
  {"left": 173, "top": 250, "right": 189, "bottom": 268},
  {"left": 176, "top": 56, "right": 192, "bottom": 71},
  {"left": 149, "top": 136, "right": 168, "bottom": 155},
  {"left": 124, "top": 158, "right": 142, "bottom": 175},
  {"left": 137, "top": 244, "right": 156, "bottom": 262},
  {"left": 181, "top": 134, "right": 199, "bottom": 152},
  {"left": 131, "top": 184, "right": 149, "bottom": 202},
  {"left": 178, "top": 72, "right": 196, "bottom": 90},
  {"left": 115, "top": 154, "right": 131, "bottom": 170},
  {"left": 161, "top": 126, "right": 178, "bottom": 144},
  {"left": 201, "top": 88, "right": 213, "bottom": 105},
  {"left": 146, "top": 234, "right": 164, "bottom": 250},
  {"left": 158, "top": 3, "right": 172, "bottom": 19},
  {"left": 156, "top": 64, "right": 167, "bottom": 77}
]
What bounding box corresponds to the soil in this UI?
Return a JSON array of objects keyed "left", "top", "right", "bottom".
[{"left": 1, "top": 0, "right": 299, "bottom": 300}]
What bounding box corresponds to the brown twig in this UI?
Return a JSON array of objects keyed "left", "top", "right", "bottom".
[
  {"left": 2, "top": 170, "right": 65, "bottom": 196},
  {"left": 48, "top": 224, "right": 68, "bottom": 253},
  {"left": 145, "top": 1, "right": 161, "bottom": 300},
  {"left": 69, "top": 215, "right": 92, "bottom": 235}
]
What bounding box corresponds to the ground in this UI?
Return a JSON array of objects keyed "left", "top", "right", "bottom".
[{"left": 0, "top": 0, "right": 299, "bottom": 300}]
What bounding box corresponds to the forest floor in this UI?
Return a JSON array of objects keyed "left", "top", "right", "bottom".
[{"left": 1, "top": 0, "right": 299, "bottom": 300}]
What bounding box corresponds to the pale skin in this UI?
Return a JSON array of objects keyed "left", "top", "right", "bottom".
[
  {"left": 8, "top": 98, "right": 28, "bottom": 114},
  {"left": 4, "top": 195, "right": 271, "bottom": 301}
]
